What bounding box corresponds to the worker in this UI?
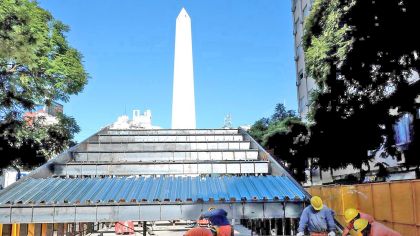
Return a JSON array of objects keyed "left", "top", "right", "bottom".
[
  {"left": 199, "top": 207, "right": 233, "bottom": 236},
  {"left": 342, "top": 208, "right": 374, "bottom": 235},
  {"left": 353, "top": 219, "right": 401, "bottom": 236},
  {"left": 297, "top": 196, "right": 336, "bottom": 236},
  {"left": 184, "top": 227, "right": 213, "bottom": 236}
]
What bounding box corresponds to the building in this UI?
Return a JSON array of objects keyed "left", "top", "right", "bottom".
[
  {"left": 23, "top": 102, "right": 63, "bottom": 126},
  {"left": 0, "top": 102, "right": 64, "bottom": 188},
  {"left": 291, "top": 0, "right": 418, "bottom": 184},
  {"left": 291, "top": 0, "right": 315, "bottom": 119},
  {"left": 110, "top": 109, "right": 161, "bottom": 130}
]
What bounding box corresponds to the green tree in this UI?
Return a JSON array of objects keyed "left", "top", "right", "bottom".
[
  {"left": 248, "top": 117, "right": 270, "bottom": 144},
  {"left": 263, "top": 117, "right": 310, "bottom": 182},
  {"left": 304, "top": 0, "right": 420, "bottom": 172},
  {"left": 249, "top": 103, "right": 297, "bottom": 144},
  {"left": 248, "top": 104, "right": 309, "bottom": 181},
  {"left": 0, "top": 0, "right": 88, "bottom": 172},
  {"left": 271, "top": 103, "right": 296, "bottom": 122}
]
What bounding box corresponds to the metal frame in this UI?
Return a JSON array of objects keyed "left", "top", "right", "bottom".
[
  {"left": 105, "top": 129, "right": 239, "bottom": 135},
  {"left": 0, "top": 201, "right": 304, "bottom": 224},
  {"left": 84, "top": 141, "right": 251, "bottom": 152},
  {"left": 73, "top": 150, "right": 259, "bottom": 162},
  {"left": 239, "top": 128, "right": 344, "bottom": 233},
  {"left": 238, "top": 128, "right": 311, "bottom": 199},
  {"left": 54, "top": 161, "right": 269, "bottom": 176},
  {"left": 97, "top": 134, "right": 244, "bottom": 142}
]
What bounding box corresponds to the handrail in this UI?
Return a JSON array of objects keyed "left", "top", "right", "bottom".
[{"left": 238, "top": 127, "right": 311, "bottom": 199}]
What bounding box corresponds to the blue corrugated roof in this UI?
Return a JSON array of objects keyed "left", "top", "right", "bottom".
[{"left": 0, "top": 176, "right": 306, "bottom": 205}]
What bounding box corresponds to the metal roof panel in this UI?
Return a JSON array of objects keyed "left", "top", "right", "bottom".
[{"left": 0, "top": 176, "right": 306, "bottom": 205}]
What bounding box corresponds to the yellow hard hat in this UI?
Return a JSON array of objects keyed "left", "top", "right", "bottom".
[
  {"left": 344, "top": 208, "right": 359, "bottom": 223},
  {"left": 208, "top": 207, "right": 215, "bottom": 211},
  {"left": 310, "top": 196, "right": 323, "bottom": 211},
  {"left": 353, "top": 219, "right": 369, "bottom": 234}
]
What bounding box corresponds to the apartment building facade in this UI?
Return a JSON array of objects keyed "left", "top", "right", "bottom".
[
  {"left": 291, "top": 0, "right": 418, "bottom": 184},
  {"left": 292, "top": 0, "right": 315, "bottom": 119}
]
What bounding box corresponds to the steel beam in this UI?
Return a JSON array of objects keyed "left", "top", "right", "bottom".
[
  {"left": 85, "top": 142, "right": 251, "bottom": 152},
  {"left": 73, "top": 150, "right": 259, "bottom": 162},
  {"left": 97, "top": 135, "right": 243, "bottom": 142},
  {"left": 104, "top": 129, "right": 239, "bottom": 135},
  {"left": 54, "top": 161, "right": 269, "bottom": 176},
  {"left": 0, "top": 202, "right": 303, "bottom": 224}
]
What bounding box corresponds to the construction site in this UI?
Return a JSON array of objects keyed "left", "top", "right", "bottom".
[{"left": 0, "top": 127, "right": 310, "bottom": 235}]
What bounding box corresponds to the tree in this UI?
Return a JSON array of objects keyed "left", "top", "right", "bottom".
[
  {"left": 263, "top": 117, "right": 310, "bottom": 182},
  {"left": 0, "top": 0, "right": 88, "bottom": 171},
  {"left": 271, "top": 103, "right": 296, "bottom": 122},
  {"left": 248, "top": 117, "right": 270, "bottom": 144},
  {"left": 248, "top": 104, "right": 310, "bottom": 181},
  {"left": 303, "top": 0, "right": 420, "bottom": 172}
]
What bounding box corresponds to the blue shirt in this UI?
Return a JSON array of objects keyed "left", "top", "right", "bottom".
[
  {"left": 201, "top": 209, "right": 230, "bottom": 226},
  {"left": 298, "top": 205, "right": 336, "bottom": 233}
]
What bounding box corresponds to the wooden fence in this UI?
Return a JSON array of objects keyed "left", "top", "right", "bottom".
[{"left": 306, "top": 180, "right": 420, "bottom": 235}]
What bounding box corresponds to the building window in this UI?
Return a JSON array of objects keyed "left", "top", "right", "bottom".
[
  {"left": 299, "top": 70, "right": 304, "bottom": 81},
  {"left": 292, "top": 0, "right": 297, "bottom": 12},
  {"left": 393, "top": 114, "right": 413, "bottom": 146},
  {"left": 294, "top": 18, "right": 299, "bottom": 35},
  {"left": 303, "top": 4, "right": 310, "bottom": 19},
  {"left": 296, "top": 70, "right": 304, "bottom": 86},
  {"left": 296, "top": 43, "right": 303, "bottom": 58},
  {"left": 299, "top": 96, "right": 306, "bottom": 113}
]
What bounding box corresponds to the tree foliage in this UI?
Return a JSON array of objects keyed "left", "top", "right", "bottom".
[
  {"left": 271, "top": 103, "right": 296, "bottom": 122},
  {"left": 0, "top": 0, "right": 87, "bottom": 171},
  {"left": 249, "top": 104, "right": 310, "bottom": 181},
  {"left": 249, "top": 103, "right": 296, "bottom": 143},
  {"left": 263, "top": 117, "right": 310, "bottom": 182},
  {"left": 303, "top": 0, "right": 420, "bottom": 171},
  {"left": 248, "top": 117, "right": 270, "bottom": 144}
]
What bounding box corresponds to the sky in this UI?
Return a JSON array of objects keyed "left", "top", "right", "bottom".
[{"left": 38, "top": 0, "right": 296, "bottom": 142}]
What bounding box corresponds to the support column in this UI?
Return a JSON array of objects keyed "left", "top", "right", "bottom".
[
  {"left": 57, "top": 224, "right": 64, "bottom": 236},
  {"left": 41, "top": 224, "right": 47, "bottom": 236},
  {"left": 12, "top": 224, "right": 20, "bottom": 236},
  {"left": 142, "top": 222, "right": 146, "bottom": 236},
  {"left": 2, "top": 224, "right": 11, "bottom": 236},
  {"left": 19, "top": 224, "right": 27, "bottom": 236},
  {"left": 28, "top": 224, "right": 35, "bottom": 236}
]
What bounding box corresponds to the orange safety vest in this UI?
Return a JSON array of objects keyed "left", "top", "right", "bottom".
[
  {"left": 215, "top": 225, "right": 232, "bottom": 236},
  {"left": 184, "top": 227, "right": 213, "bottom": 236}
]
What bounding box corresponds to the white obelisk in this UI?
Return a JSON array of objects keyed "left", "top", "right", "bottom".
[{"left": 172, "top": 8, "right": 196, "bottom": 129}]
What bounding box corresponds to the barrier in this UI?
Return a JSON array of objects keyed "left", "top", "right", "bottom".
[{"left": 306, "top": 179, "right": 420, "bottom": 235}]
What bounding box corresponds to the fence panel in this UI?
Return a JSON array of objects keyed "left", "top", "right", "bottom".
[
  {"left": 372, "top": 183, "right": 393, "bottom": 222},
  {"left": 413, "top": 181, "right": 420, "bottom": 226},
  {"left": 306, "top": 179, "right": 420, "bottom": 236},
  {"left": 393, "top": 222, "right": 416, "bottom": 235},
  {"left": 390, "top": 182, "right": 415, "bottom": 224},
  {"left": 355, "top": 184, "right": 375, "bottom": 217}
]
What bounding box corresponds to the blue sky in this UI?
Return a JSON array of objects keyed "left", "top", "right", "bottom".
[{"left": 38, "top": 0, "right": 296, "bottom": 142}]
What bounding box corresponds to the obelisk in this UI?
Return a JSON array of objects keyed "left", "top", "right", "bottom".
[{"left": 172, "top": 8, "right": 196, "bottom": 129}]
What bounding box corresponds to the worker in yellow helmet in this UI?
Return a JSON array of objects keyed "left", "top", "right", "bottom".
[
  {"left": 353, "top": 219, "right": 401, "bottom": 236},
  {"left": 297, "top": 196, "right": 336, "bottom": 236},
  {"left": 342, "top": 208, "right": 374, "bottom": 235}
]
